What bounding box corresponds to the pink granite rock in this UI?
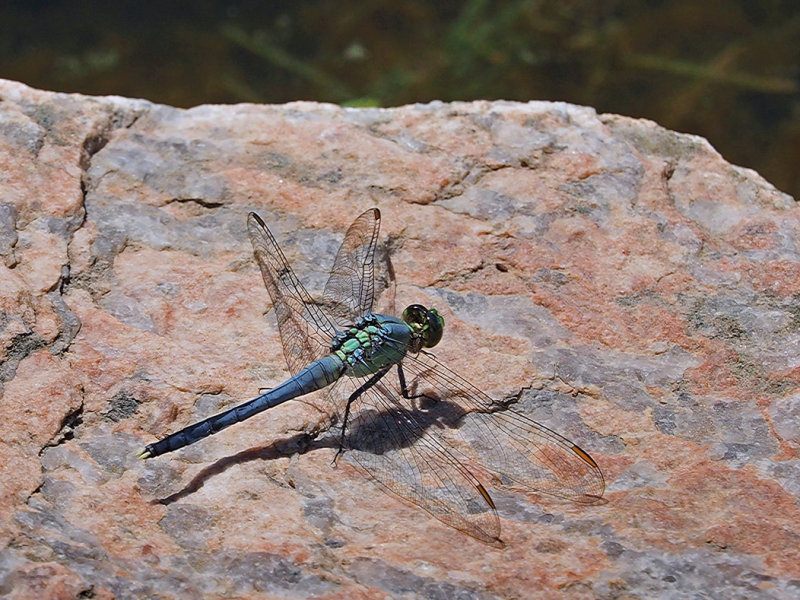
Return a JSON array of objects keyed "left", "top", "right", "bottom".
[{"left": 1, "top": 78, "right": 798, "bottom": 599}]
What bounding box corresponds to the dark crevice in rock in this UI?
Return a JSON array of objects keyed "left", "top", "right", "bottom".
[
  {"left": 79, "top": 131, "right": 111, "bottom": 172},
  {"left": 430, "top": 257, "right": 518, "bottom": 287},
  {"left": 60, "top": 106, "right": 148, "bottom": 315},
  {"left": 124, "top": 111, "right": 142, "bottom": 130},
  {"left": 62, "top": 262, "right": 113, "bottom": 302},
  {"left": 46, "top": 291, "right": 82, "bottom": 356},
  {"left": 0, "top": 331, "right": 46, "bottom": 383},
  {"left": 431, "top": 164, "right": 480, "bottom": 203},
  {"left": 663, "top": 161, "right": 677, "bottom": 181},
  {"left": 432, "top": 163, "right": 517, "bottom": 205},
  {"left": 76, "top": 586, "right": 97, "bottom": 599},
  {"left": 78, "top": 107, "right": 147, "bottom": 207},
  {"left": 500, "top": 385, "right": 530, "bottom": 409},
  {"left": 28, "top": 480, "right": 45, "bottom": 499},
  {"left": 166, "top": 197, "right": 225, "bottom": 209},
  {"left": 46, "top": 402, "right": 85, "bottom": 451},
  {"left": 53, "top": 264, "right": 70, "bottom": 295}
]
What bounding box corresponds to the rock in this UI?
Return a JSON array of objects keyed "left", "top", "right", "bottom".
[{"left": 1, "top": 77, "right": 798, "bottom": 599}]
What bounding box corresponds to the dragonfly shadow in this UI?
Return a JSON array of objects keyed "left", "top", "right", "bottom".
[
  {"left": 153, "top": 394, "right": 473, "bottom": 506},
  {"left": 153, "top": 431, "right": 313, "bottom": 505},
  {"left": 316, "top": 393, "right": 475, "bottom": 457}
]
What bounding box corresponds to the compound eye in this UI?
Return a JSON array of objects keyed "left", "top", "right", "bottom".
[
  {"left": 402, "top": 304, "right": 444, "bottom": 348},
  {"left": 422, "top": 309, "right": 444, "bottom": 348},
  {"left": 402, "top": 304, "right": 426, "bottom": 327}
]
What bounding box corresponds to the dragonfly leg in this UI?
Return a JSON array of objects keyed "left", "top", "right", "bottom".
[
  {"left": 332, "top": 367, "right": 391, "bottom": 465},
  {"left": 396, "top": 362, "right": 437, "bottom": 408}
]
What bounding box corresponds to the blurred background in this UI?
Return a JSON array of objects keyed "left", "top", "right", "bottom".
[{"left": 1, "top": 0, "right": 798, "bottom": 199}]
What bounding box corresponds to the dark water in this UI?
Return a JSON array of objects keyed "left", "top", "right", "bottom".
[{"left": 2, "top": 0, "right": 798, "bottom": 199}]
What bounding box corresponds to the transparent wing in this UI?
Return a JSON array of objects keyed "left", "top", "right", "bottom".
[
  {"left": 398, "top": 352, "right": 605, "bottom": 502},
  {"left": 328, "top": 349, "right": 603, "bottom": 544},
  {"left": 322, "top": 208, "right": 382, "bottom": 327},
  {"left": 247, "top": 212, "right": 338, "bottom": 376},
  {"left": 337, "top": 374, "right": 502, "bottom": 545}
]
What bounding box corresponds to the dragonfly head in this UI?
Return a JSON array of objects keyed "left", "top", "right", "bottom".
[{"left": 402, "top": 304, "right": 444, "bottom": 349}]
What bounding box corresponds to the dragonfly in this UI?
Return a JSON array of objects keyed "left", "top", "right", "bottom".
[{"left": 138, "top": 208, "right": 604, "bottom": 544}]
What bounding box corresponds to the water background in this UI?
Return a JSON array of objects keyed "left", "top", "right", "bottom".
[{"left": 2, "top": 0, "right": 797, "bottom": 199}]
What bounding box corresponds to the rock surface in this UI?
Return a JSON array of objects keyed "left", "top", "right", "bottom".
[{"left": 1, "top": 78, "right": 799, "bottom": 599}]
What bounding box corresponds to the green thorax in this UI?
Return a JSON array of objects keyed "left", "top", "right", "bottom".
[{"left": 330, "top": 306, "right": 444, "bottom": 378}]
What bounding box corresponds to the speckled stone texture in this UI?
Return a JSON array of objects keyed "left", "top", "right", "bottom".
[{"left": 1, "top": 78, "right": 798, "bottom": 599}]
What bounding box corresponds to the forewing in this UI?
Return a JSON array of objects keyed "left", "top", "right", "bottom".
[
  {"left": 340, "top": 377, "right": 502, "bottom": 545},
  {"left": 398, "top": 352, "right": 605, "bottom": 502},
  {"left": 247, "top": 212, "right": 337, "bottom": 376},
  {"left": 322, "top": 208, "right": 381, "bottom": 326}
]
